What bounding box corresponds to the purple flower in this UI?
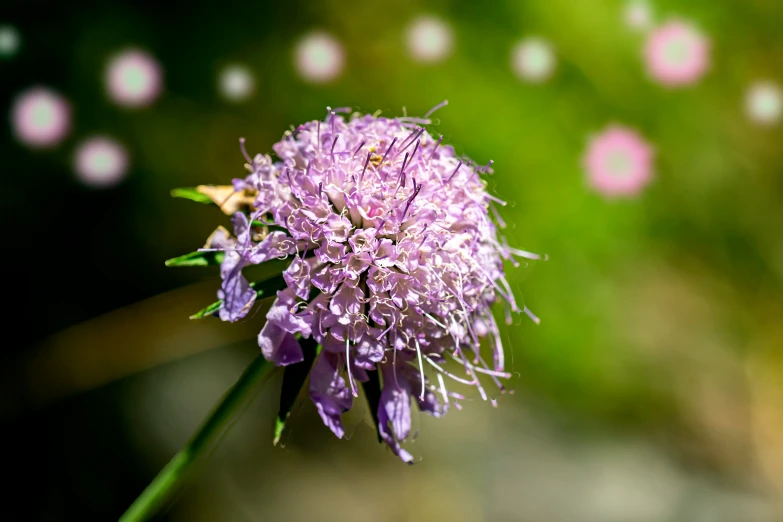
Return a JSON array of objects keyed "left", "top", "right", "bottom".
[
  {"left": 216, "top": 213, "right": 256, "bottom": 322},
  {"left": 207, "top": 104, "right": 544, "bottom": 460}
]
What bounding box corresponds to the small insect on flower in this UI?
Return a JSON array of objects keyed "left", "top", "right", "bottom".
[
  {"left": 644, "top": 19, "right": 709, "bottom": 87},
  {"left": 11, "top": 87, "right": 71, "bottom": 148},
  {"left": 584, "top": 125, "right": 654, "bottom": 198},
  {"left": 178, "top": 104, "right": 544, "bottom": 461}
]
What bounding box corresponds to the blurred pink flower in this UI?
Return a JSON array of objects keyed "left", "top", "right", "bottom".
[
  {"left": 645, "top": 20, "right": 709, "bottom": 86},
  {"left": 11, "top": 87, "right": 71, "bottom": 148},
  {"left": 106, "top": 49, "right": 163, "bottom": 107},
  {"left": 74, "top": 136, "right": 129, "bottom": 188},
  {"left": 584, "top": 125, "right": 654, "bottom": 197}
]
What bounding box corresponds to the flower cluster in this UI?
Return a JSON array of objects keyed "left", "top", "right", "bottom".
[{"left": 206, "top": 105, "right": 541, "bottom": 461}]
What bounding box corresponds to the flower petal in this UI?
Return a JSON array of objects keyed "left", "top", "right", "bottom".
[
  {"left": 258, "top": 322, "right": 304, "bottom": 366},
  {"left": 309, "top": 351, "right": 353, "bottom": 438}
]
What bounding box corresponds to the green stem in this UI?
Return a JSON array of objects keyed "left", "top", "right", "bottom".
[{"left": 119, "top": 355, "right": 274, "bottom": 522}]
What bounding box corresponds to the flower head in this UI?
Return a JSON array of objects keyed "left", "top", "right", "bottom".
[
  {"left": 204, "top": 105, "right": 542, "bottom": 460},
  {"left": 584, "top": 125, "right": 654, "bottom": 198},
  {"left": 644, "top": 20, "right": 709, "bottom": 87}
]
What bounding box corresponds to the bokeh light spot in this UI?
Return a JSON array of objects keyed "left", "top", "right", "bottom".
[
  {"left": 624, "top": 0, "right": 653, "bottom": 31},
  {"left": 294, "top": 32, "right": 345, "bottom": 84},
  {"left": 219, "top": 64, "right": 255, "bottom": 102},
  {"left": 405, "top": 16, "right": 454, "bottom": 63},
  {"left": 0, "top": 24, "right": 21, "bottom": 58},
  {"left": 106, "top": 49, "right": 163, "bottom": 108},
  {"left": 74, "top": 136, "right": 129, "bottom": 188},
  {"left": 745, "top": 82, "right": 782, "bottom": 126},
  {"left": 511, "top": 38, "right": 556, "bottom": 83},
  {"left": 11, "top": 87, "right": 71, "bottom": 148}
]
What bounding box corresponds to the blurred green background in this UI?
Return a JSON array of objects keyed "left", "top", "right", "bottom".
[{"left": 4, "top": 0, "right": 783, "bottom": 520}]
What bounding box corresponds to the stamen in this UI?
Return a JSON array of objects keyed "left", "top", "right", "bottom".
[
  {"left": 392, "top": 345, "right": 400, "bottom": 390},
  {"left": 507, "top": 246, "right": 549, "bottom": 261},
  {"left": 239, "top": 137, "right": 252, "bottom": 163},
  {"left": 360, "top": 152, "right": 371, "bottom": 182},
  {"left": 381, "top": 137, "right": 397, "bottom": 163},
  {"left": 410, "top": 140, "right": 420, "bottom": 164},
  {"left": 346, "top": 338, "right": 358, "bottom": 397},
  {"left": 478, "top": 159, "right": 494, "bottom": 173},
  {"left": 395, "top": 152, "right": 410, "bottom": 193},
  {"left": 424, "top": 355, "right": 477, "bottom": 385},
  {"left": 423, "top": 313, "right": 448, "bottom": 330},
  {"left": 437, "top": 373, "right": 449, "bottom": 405},
  {"left": 328, "top": 107, "right": 336, "bottom": 135},
  {"left": 478, "top": 354, "right": 506, "bottom": 392},
  {"left": 490, "top": 204, "right": 508, "bottom": 229},
  {"left": 415, "top": 338, "right": 426, "bottom": 400},
  {"left": 466, "top": 364, "right": 487, "bottom": 401},
  {"left": 397, "top": 127, "right": 420, "bottom": 153},
  {"left": 330, "top": 135, "right": 339, "bottom": 159},
  {"left": 424, "top": 99, "right": 448, "bottom": 118},
  {"left": 396, "top": 127, "right": 425, "bottom": 158},
  {"left": 449, "top": 353, "right": 512, "bottom": 379},
  {"left": 447, "top": 161, "right": 463, "bottom": 183},
  {"left": 397, "top": 117, "right": 431, "bottom": 125},
  {"left": 352, "top": 140, "right": 365, "bottom": 158},
  {"left": 401, "top": 179, "right": 422, "bottom": 219},
  {"left": 486, "top": 312, "right": 505, "bottom": 371},
  {"left": 523, "top": 305, "right": 541, "bottom": 325},
  {"left": 428, "top": 135, "right": 443, "bottom": 161},
  {"left": 401, "top": 152, "right": 410, "bottom": 174},
  {"left": 485, "top": 193, "right": 507, "bottom": 205}
]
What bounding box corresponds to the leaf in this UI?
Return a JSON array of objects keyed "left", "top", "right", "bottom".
[
  {"left": 171, "top": 187, "right": 214, "bottom": 204},
  {"left": 273, "top": 338, "right": 319, "bottom": 445},
  {"left": 165, "top": 250, "right": 225, "bottom": 267},
  {"left": 360, "top": 369, "right": 383, "bottom": 443},
  {"left": 189, "top": 300, "right": 223, "bottom": 320},
  {"left": 188, "top": 274, "right": 287, "bottom": 320}
]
